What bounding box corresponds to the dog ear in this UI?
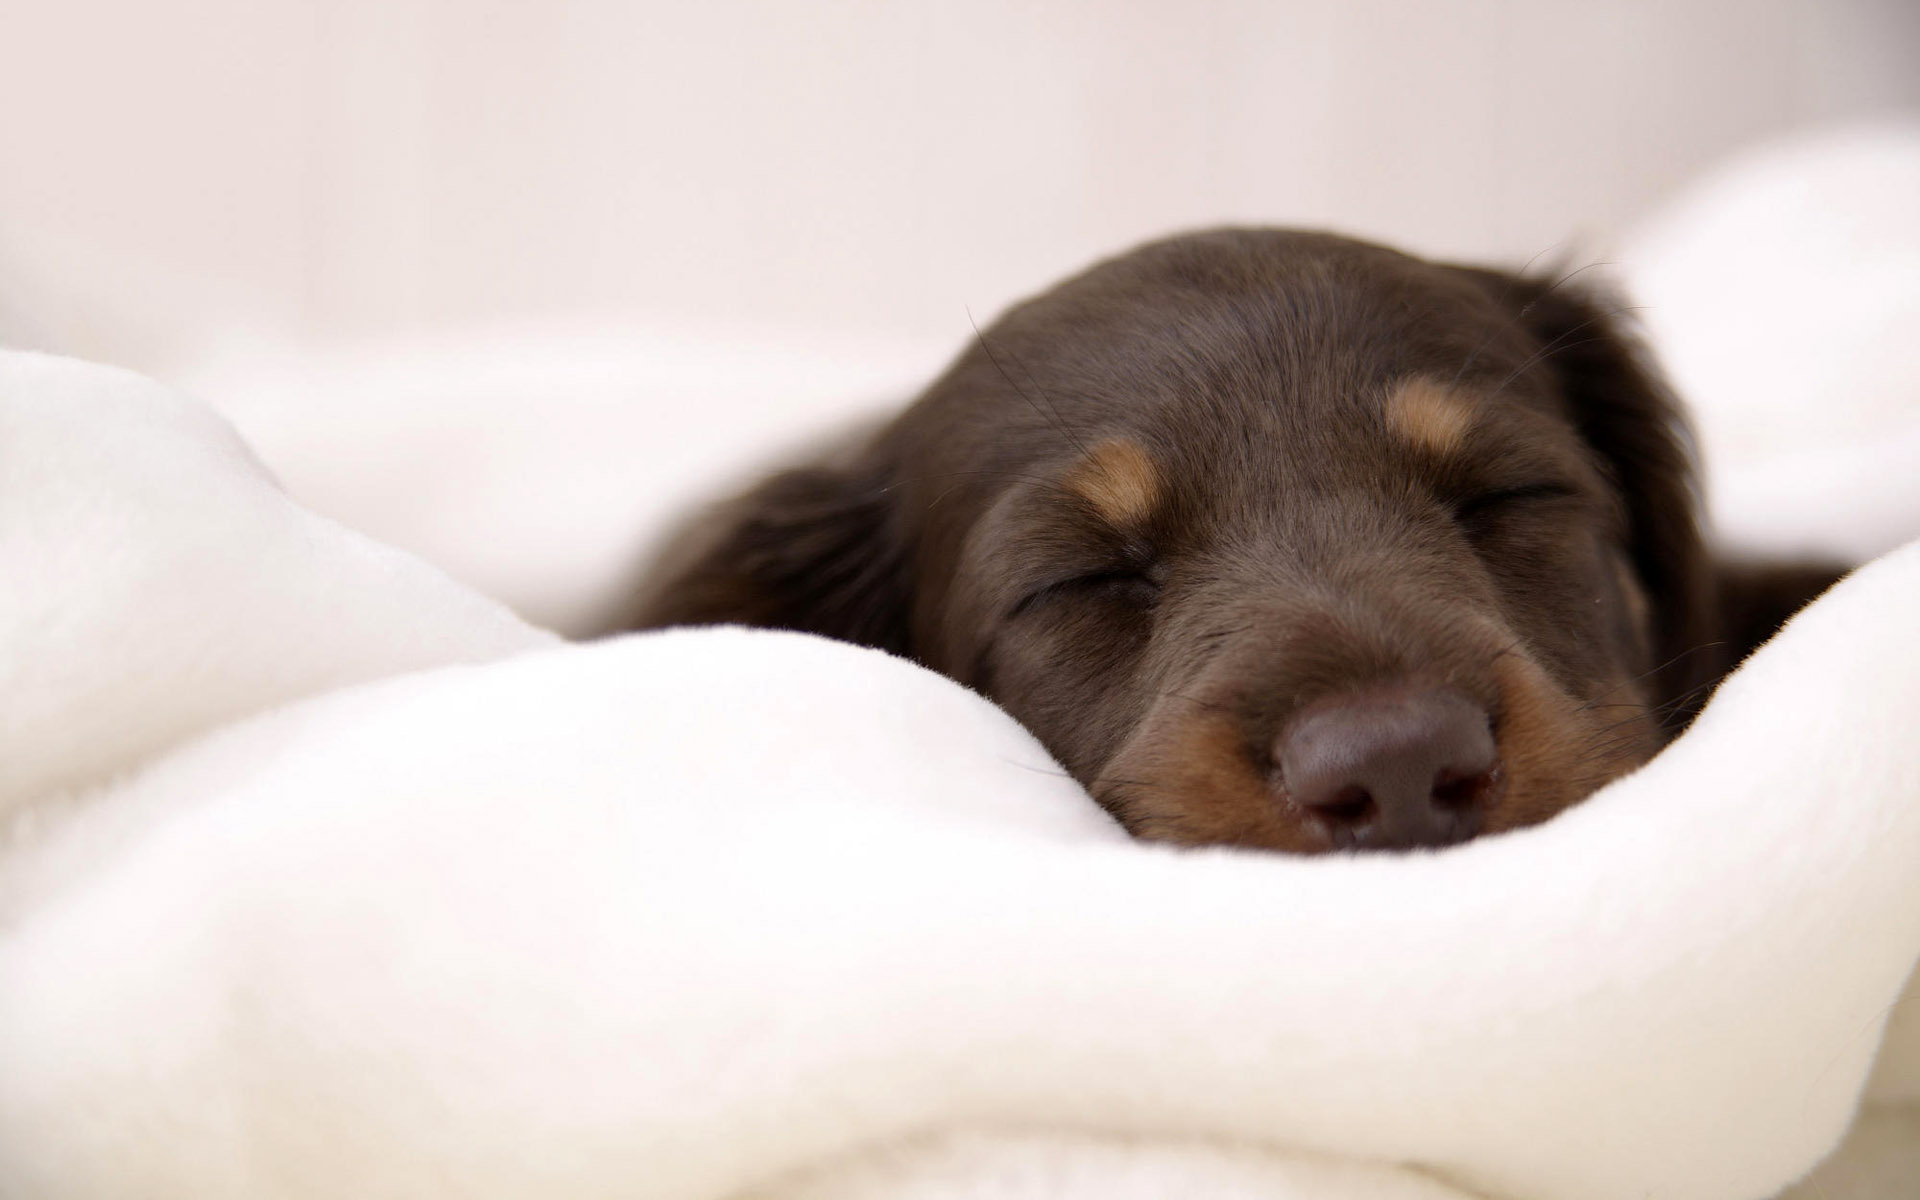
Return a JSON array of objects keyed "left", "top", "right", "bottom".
[
  {"left": 623, "top": 453, "right": 913, "bottom": 655},
  {"left": 1455, "top": 266, "right": 1718, "bottom": 731},
  {"left": 1712, "top": 558, "right": 1849, "bottom": 666}
]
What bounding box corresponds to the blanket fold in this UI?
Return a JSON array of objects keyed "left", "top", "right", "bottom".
[{"left": 1, "top": 351, "right": 1915, "bottom": 1200}]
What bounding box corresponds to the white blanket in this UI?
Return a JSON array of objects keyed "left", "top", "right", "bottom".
[
  {"left": 1, "top": 344, "right": 1918, "bottom": 1200},
  {"left": 9, "top": 122, "right": 1920, "bottom": 1200}
]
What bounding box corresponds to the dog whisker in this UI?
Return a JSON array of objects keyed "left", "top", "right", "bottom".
[
  {"left": 1154, "top": 689, "right": 1232, "bottom": 713},
  {"left": 1447, "top": 243, "right": 1567, "bottom": 389},
  {"left": 968, "top": 307, "right": 1092, "bottom": 460},
  {"left": 1484, "top": 308, "right": 1645, "bottom": 399},
  {"left": 1574, "top": 640, "right": 1729, "bottom": 716}
]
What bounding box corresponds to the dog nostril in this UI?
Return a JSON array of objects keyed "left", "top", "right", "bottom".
[
  {"left": 1430, "top": 767, "right": 1494, "bottom": 810},
  {"left": 1277, "top": 687, "right": 1499, "bottom": 851},
  {"left": 1313, "top": 784, "right": 1376, "bottom": 828}
]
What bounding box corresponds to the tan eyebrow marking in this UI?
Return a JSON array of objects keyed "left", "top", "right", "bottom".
[
  {"left": 1063, "top": 438, "right": 1161, "bottom": 527},
  {"left": 1387, "top": 377, "right": 1477, "bottom": 457}
]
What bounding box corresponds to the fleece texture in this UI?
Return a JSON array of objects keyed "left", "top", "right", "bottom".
[{"left": 0, "top": 347, "right": 1917, "bottom": 1200}]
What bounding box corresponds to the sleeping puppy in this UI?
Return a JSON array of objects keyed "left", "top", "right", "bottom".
[{"left": 625, "top": 228, "right": 1842, "bottom": 852}]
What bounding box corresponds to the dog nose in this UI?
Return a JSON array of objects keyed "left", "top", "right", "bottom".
[{"left": 1277, "top": 688, "right": 1499, "bottom": 850}]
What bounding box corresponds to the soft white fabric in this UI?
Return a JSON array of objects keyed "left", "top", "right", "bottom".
[
  {"left": 1612, "top": 126, "right": 1920, "bottom": 1199},
  {"left": 179, "top": 322, "right": 947, "bottom": 635},
  {"left": 9, "top": 121, "right": 1920, "bottom": 1199},
  {"left": 1617, "top": 120, "right": 1920, "bottom": 564},
  {"left": 0, "top": 351, "right": 552, "bottom": 811},
  {"left": 1, "top": 348, "right": 1918, "bottom": 1200}
]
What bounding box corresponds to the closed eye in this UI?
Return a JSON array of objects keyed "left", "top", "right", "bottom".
[
  {"left": 1453, "top": 482, "right": 1578, "bottom": 526},
  {"left": 1010, "top": 569, "right": 1162, "bottom": 618}
]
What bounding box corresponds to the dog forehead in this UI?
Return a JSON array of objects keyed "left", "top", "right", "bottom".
[
  {"left": 1112, "top": 370, "right": 1592, "bottom": 544},
  {"left": 908, "top": 233, "right": 1574, "bottom": 519},
  {"left": 1132, "top": 369, "right": 1480, "bottom": 479}
]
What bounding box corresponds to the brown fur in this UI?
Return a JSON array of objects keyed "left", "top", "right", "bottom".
[{"left": 626, "top": 229, "right": 1845, "bottom": 852}]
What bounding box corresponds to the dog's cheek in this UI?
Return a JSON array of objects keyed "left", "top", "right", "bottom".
[
  {"left": 1487, "top": 646, "right": 1661, "bottom": 832},
  {"left": 1604, "top": 547, "right": 1656, "bottom": 678},
  {"left": 1538, "top": 535, "right": 1659, "bottom": 714},
  {"left": 1477, "top": 524, "right": 1627, "bottom": 704},
  {"left": 979, "top": 610, "right": 1156, "bottom": 783}
]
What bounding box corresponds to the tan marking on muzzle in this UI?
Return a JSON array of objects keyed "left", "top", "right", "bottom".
[
  {"left": 1065, "top": 438, "right": 1161, "bottom": 527},
  {"left": 1101, "top": 702, "right": 1330, "bottom": 852},
  {"left": 1387, "top": 377, "right": 1476, "bottom": 457},
  {"left": 1488, "top": 646, "right": 1659, "bottom": 831}
]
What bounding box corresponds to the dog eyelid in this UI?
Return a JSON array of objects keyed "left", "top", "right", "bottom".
[
  {"left": 1008, "top": 564, "right": 1163, "bottom": 618},
  {"left": 1452, "top": 482, "right": 1578, "bottom": 523}
]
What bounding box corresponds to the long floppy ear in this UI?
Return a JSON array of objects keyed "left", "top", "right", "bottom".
[
  {"left": 623, "top": 452, "right": 912, "bottom": 655},
  {"left": 1712, "top": 558, "right": 1850, "bottom": 665},
  {"left": 1455, "top": 266, "right": 1719, "bottom": 731}
]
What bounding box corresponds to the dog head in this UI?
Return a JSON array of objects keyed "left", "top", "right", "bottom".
[{"left": 637, "top": 229, "right": 1720, "bottom": 852}]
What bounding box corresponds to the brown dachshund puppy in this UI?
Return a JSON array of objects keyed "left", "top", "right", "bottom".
[{"left": 627, "top": 229, "right": 1841, "bottom": 852}]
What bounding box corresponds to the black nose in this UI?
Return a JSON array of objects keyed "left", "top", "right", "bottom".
[{"left": 1277, "top": 688, "right": 1500, "bottom": 850}]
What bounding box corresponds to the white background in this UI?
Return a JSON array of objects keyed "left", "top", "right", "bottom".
[{"left": 2, "top": 0, "right": 1916, "bottom": 375}]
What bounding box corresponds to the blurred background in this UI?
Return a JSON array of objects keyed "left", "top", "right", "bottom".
[
  {"left": 2, "top": 0, "right": 1917, "bottom": 630},
  {"left": 4, "top": 0, "right": 1917, "bottom": 370}
]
